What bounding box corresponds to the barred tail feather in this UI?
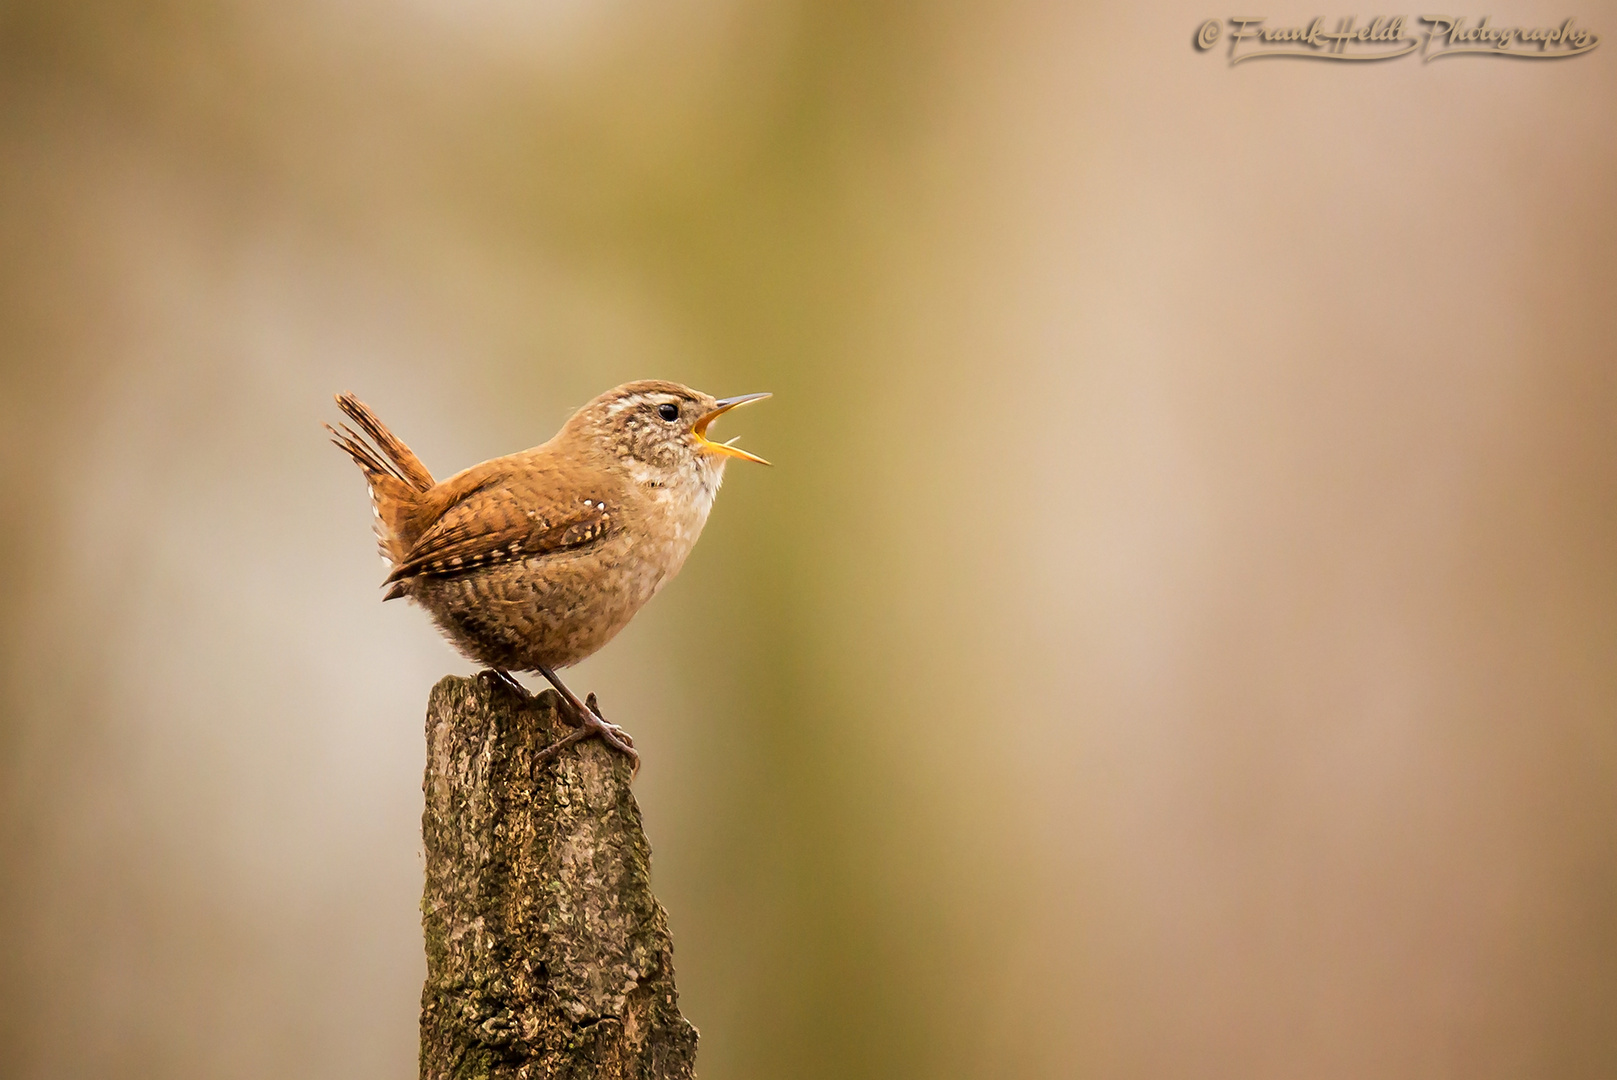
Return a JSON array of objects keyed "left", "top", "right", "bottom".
[
  {"left": 335, "top": 393, "right": 434, "bottom": 492},
  {"left": 327, "top": 394, "right": 437, "bottom": 589}
]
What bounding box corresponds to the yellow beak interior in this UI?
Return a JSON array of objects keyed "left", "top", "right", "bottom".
[{"left": 693, "top": 393, "right": 772, "bottom": 465}]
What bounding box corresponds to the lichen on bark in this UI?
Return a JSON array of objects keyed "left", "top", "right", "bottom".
[{"left": 420, "top": 673, "right": 697, "bottom": 1080}]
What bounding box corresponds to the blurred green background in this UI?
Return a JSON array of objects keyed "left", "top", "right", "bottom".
[{"left": 3, "top": 2, "right": 1616, "bottom": 1078}]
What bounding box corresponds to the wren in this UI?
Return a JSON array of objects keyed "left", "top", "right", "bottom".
[{"left": 328, "top": 380, "right": 770, "bottom": 769}]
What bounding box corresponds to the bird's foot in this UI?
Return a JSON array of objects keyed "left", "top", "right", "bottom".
[
  {"left": 535, "top": 689, "right": 640, "bottom": 775},
  {"left": 583, "top": 692, "right": 637, "bottom": 751}
]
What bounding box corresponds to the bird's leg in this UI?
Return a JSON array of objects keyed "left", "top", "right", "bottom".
[
  {"left": 537, "top": 670, "right": 635, "bottom": 751},
  {"left": 488, "top": 669, "right": 531, "bottom": 698},
  {"left": 490, "top": 669, "right": 605, "bottom": 763},
  {"left": 533, "top": 665, "right": 639, "bottom": 773},
  {"left": 491, "top": 668, "right": 597, "bottom": 730},
  {"left": 494, "top": 669, "right": 637, "bottom": 775}
]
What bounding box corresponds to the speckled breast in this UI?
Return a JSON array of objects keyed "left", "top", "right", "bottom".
[{"left": 410, "top": 488, "right": 712, "bottom": 673}]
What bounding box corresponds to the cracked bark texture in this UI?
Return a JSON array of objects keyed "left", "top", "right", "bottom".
[{"left": 420, "top": 673, "right": 698, "bottom": 1080}]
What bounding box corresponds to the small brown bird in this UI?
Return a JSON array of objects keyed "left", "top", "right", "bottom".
[{"left": 328, "top": 380, "right": 770, "bottom": 769}]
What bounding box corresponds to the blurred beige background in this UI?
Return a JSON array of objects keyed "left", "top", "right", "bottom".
[{"left": 2, "top": 2, "right": 1615, "bottom": 1078}]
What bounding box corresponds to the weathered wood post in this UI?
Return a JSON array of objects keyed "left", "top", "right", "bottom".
[{"left": 419, "top": 673, "right": 698, "bottom": 1079}]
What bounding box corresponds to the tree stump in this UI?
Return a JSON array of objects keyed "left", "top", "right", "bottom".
[{"left": 420, "top": 673, "right": 698, "bottom": 1080}]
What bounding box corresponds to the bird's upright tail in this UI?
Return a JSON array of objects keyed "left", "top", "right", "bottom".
[{"left": 327, "top": 393, "right": 436, "bottom": 584}]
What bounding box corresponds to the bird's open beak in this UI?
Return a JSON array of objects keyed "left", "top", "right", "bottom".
[{"left": 693, "top": 393, "right": 772, "bottom": 465}]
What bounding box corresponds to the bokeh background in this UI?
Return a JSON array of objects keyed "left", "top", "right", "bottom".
[{"left": 3, "top": 2, "right": 1615, "bottom": 1077}]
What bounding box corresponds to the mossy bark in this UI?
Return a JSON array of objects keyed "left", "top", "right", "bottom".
[{"left": 420, "top": 673, "right": 698, "bottom": 1080}]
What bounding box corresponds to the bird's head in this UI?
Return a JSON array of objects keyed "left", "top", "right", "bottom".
[{"left": 568, "top": 380, "right": 771, "bottom": 495}]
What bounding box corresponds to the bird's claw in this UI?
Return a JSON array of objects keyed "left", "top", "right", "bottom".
[
  {"left": 535, "top": 687, "right": 640, "bottom": 776},
  {"left": 585, "top": 693, "right": 636, "bottom": 749}
]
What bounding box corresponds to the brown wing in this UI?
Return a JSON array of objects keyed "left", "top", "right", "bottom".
[{"left": 385, "top": 476, "right": 618, "bottom": 587}]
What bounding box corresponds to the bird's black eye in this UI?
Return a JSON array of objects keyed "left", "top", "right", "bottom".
[{"left": 658, "top": 402, "right": 680, "bottom": 422}]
